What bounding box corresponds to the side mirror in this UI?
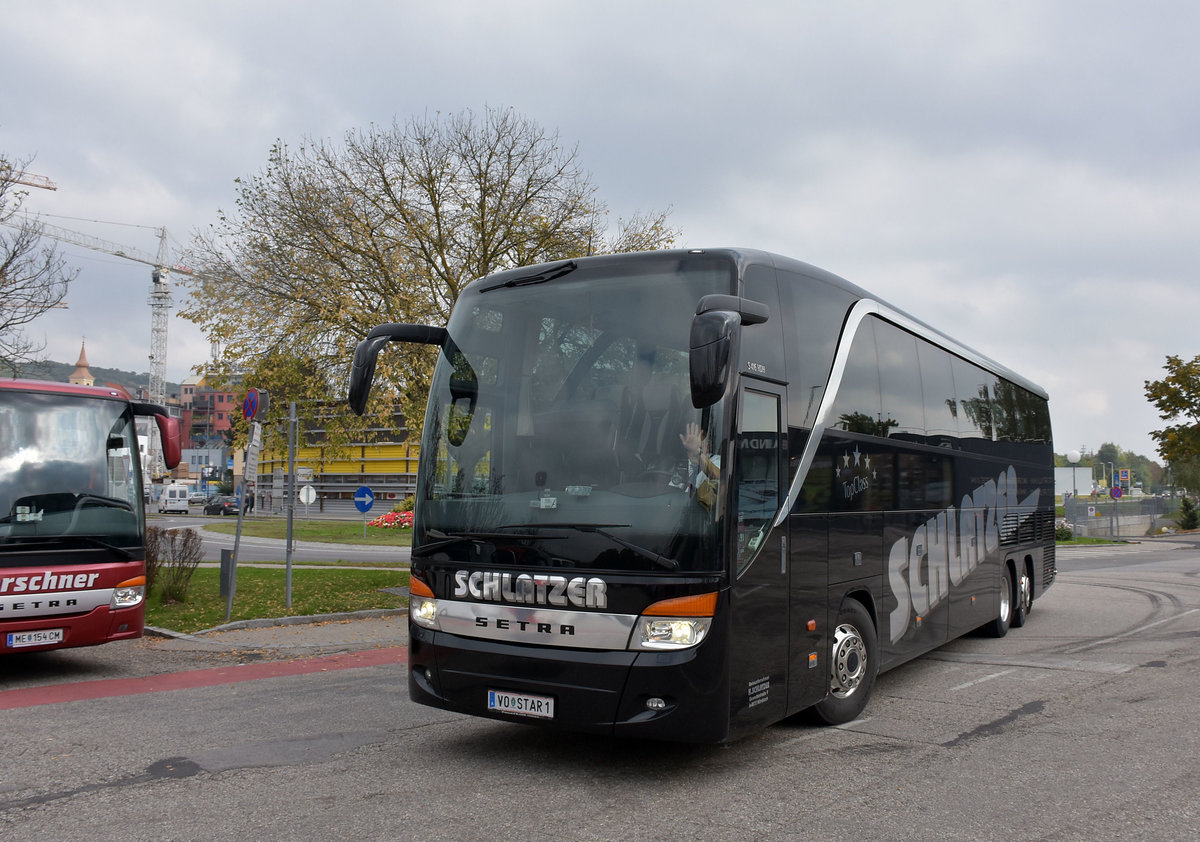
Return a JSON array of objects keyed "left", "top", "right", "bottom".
[
  {"left": 688, "top": 294, "right": 769, "bottom": 408},
  {"left": 132, "top": 402, "right": 183, "bottom": 469},
  {"left": 347, "top": 323, "right": 448, "bottom": 416},
  {"left": 446, "top": 349, "right": 478, "bottom": 447},
  {"left": 690, "top": 310, "right": 740, "bottom": 408},
  {"left": 154, "top": 415, "right": 183, "bottom": 469}
]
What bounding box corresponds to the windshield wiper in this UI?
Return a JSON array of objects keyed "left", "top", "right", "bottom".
[
  {"left": 0, "top": 534, "right": 136, "bottom": 560},
  {"left": 509, "top": 522, "right": 680, "bottom": 572},
  {"left": 70, "top": 535, "right": 137, "bottom": 559},
  {"left": 414, "top": 528, "right": 566, "bottom": 558},
  {"left": 479, "top": 261, "right": 577, "bottom": 293}
]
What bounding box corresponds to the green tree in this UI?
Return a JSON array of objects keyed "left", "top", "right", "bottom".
[
  {"left": 180, "top": 107, "right": 678, "bottom": 447},
  {"left": 0, "top": 154, "right": 77, "bottom": 373},
  {"left": 1145, "top": 355, "right": 1200, "bottom": 467},
  {"left": 1176, "top": 495, "right": 1199, "bottom": 531}
]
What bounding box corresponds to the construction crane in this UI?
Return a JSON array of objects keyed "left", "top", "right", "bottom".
[
  {"left": 0, "top": 217, "right": 193, "bottom": 406},
  {"left": 2, "top": 173, "right": 189, "bottom": 480},
  {"left": 2, "top": 170, "right": 58, "bottom": 191},
  {"left": 1, "top": 169, "right": 190, "bottom": 405}
]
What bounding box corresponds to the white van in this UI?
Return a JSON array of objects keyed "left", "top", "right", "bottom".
[{"left": 158, "top": 483, "right": 191, "bottom": 514}]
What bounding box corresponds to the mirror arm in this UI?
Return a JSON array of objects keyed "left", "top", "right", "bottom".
[
  {"left": 348, "top": 323, "right": 447, "bottom": 416},
  {"left": 696, "top": 294, "right": 769, "bottom": 326}
]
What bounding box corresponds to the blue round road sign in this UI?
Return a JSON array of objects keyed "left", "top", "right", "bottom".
[
  {"left": 354, "top": 485, "right": 375, "bottom": 513},
  {"left": 1110, "top": 486, "right": 1123, "bottom": 500}
]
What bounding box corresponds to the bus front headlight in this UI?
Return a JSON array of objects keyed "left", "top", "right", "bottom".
[
  {"left": 409, "top": 578, "right": 440, "bottom": 630},
  {"left": 637, "top": 617, "right": 711, "bottom": 649},
  {"left": 111, "top": 576, "right": 146, "bottom": 608},
  {"left": 630, "top": 592, "right": 717, "bottom": 651},
  {"left": 410, "top": 596, "right": 439, "bottom": 629}
]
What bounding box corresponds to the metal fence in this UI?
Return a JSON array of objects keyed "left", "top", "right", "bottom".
[{"left": 1063, "top": 495, "right": 1174, "bottom": 538}]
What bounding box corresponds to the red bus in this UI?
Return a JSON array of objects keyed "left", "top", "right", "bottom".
[{"left": 0, "top": 379, "right": 181, "bottom": 654}]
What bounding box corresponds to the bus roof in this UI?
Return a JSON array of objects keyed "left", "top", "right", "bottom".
[
  {"left": 0, "top": 378, "right": 136, "bottom": 401},
  {"left": 464, "top": 248, "right": 1047, "bottom": 399}
]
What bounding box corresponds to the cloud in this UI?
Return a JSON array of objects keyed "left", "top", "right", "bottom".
[{"left": 4, "top": 0, "right": 1198, "bottom": 458}]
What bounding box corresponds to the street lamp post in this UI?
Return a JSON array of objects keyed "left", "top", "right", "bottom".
[{"left": 1067, "top": 450, "right": 1081, "bottom": 540}]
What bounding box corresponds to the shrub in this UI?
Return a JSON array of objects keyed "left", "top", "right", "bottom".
[
  {"left": 1055, "top": 524, "right": 1075, "bottom": 541},
  {"left": 1178, "top": 496, "right": 1200, "bottom": 531},
  {"left": 144, "top": 526, "right": 165, "bottom": 591},
  {"left": 146, "top": 526, "right": 204, "bottom": 603}
]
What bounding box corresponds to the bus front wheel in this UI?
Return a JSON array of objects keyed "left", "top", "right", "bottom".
[{"left": 810, "top": 599, "right": 878, "bottom": 726}]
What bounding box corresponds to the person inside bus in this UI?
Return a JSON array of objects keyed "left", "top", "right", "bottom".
[{"left": 678, "top": 421, "right": 720, "bottom": 509}]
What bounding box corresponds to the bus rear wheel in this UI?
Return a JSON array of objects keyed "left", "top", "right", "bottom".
[
  {"left": 1012, "top": 564, "right": 1032, "bottom": 629},
  {"left": 810, "top": 600, "right": 878, "bottom": 725},
  {"left": 985, "top": 565, "right": 1015, "bottom": 638}
]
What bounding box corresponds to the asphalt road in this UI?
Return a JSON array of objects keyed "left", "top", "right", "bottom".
[{"left": 1, "top": 538, "right": 1198, "bottom": 840}]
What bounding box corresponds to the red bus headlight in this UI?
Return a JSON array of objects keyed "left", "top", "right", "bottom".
[{"left": 111, "top": 576, "right": 146, "bottom": 608}]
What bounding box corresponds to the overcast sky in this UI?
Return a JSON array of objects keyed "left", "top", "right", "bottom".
[{"left": 4, "top": 1, "right": 1197, "bottom": 461}]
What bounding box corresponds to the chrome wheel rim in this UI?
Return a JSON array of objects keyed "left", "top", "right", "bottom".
[
  {"left": 830, "top": 623, "right": 868, "bottom": 698},
  {"left": 1018, "top": 571, "right": 1032, "bottom": 613}
]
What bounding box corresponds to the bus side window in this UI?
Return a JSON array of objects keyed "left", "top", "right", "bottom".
[
  {"left": 951, "top": 355, "right": 993, "bottom": 445},
  {"left": 828, "top": 319, "right": 881, "bottom": 435},
  {"left": 874, "top": 319, "right": 925, "bottom": 444},
  {"left": 918, "top": 340, "right": 959, "bottom": 447},
  {"left": 736, "top": 390, "right": 781, "bottom": 573}
]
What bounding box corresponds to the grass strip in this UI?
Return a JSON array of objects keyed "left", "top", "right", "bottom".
[
  {"left": 146, "top": 567, "right": 410, "bottom": 635},
  {"left": 196, "top": 517, "right": 413, "bottom": 547}
]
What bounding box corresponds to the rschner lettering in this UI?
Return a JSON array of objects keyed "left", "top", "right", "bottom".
[
  {"left": 0, "top": 572, "right": 100, "bottom": 594},
  {"left": 887, "top": 466, "right": 1039, "bottom": 643},
  {"left": 454, "top": 570, "right": 607, "bottom": 609}
]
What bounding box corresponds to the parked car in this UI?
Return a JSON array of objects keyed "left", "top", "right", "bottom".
[
  {"left": 204, "top": 495, "right": 240, "bottom": 516},
  {"left": 188, "top": 492, "right": 208, "bottom": 505}
]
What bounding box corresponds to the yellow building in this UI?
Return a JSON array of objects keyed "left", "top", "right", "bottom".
[{"left": 246, "top": 410, "right": 419, "bottom": 513}]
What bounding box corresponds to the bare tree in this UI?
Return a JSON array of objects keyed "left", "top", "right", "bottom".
[
  {"left": 0, "top": 154, "right": 76, "bottom": 374},
  {"left": 181, "top": 107, "right": 678, "bottom": 442}
]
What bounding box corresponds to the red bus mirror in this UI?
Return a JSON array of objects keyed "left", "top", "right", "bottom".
[{"left": 155, "top": 414, "right": 182, "bottom": 469}]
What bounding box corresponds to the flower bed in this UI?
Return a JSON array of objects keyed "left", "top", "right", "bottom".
[{"left": 368, "top": 510, "right": 414, "bottom": 529}]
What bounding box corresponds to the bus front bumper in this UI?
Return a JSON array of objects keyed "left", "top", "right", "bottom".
[{"left": 409, "top": 624, "right": 730, "bottom": 743}]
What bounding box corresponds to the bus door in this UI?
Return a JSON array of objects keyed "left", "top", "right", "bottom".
[{"left": 727, "top": 383, "right": 789, "bottom": 732}]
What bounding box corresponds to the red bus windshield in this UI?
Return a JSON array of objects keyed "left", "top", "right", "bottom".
[{"left": 0, "top": 389, "right": 146, "bottom": 550}]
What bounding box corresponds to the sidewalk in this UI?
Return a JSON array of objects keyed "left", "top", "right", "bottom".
[{"left": 146, "top": 608, "right": 410, "bottom": 657}]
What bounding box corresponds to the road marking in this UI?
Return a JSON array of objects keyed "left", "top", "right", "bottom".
[
  {"left": 1070, "top": 607, "right": 1200, "bottom": 653},
  {"left": 0, "top": 647, "right": 408, "bottom": 711},
  {"left": 925, "top": 651, "right": 1133, "bottom": 674},
  {"left": 948, "top": 668, "right": 1018, "bottom": 691}
]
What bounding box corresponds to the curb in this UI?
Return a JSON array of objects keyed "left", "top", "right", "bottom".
[{"left": 144, "top": 605, "right": 409, "bottom": 641}]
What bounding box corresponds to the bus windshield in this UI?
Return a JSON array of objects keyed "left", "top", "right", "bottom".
[
  {"left": 0, "top": 391, "right": 145, "bottom": 551},
  {"left": 417, "top": 254, "right": 735, "bottom": 574}
]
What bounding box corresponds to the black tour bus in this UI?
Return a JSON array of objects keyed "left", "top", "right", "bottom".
[{"left": 348, "top": 248, "right": 1055, "bottom": 743}]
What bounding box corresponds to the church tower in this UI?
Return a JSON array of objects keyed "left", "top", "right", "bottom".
[{"left": 68, "top": 341, "right": 95, "bottom": 386}]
